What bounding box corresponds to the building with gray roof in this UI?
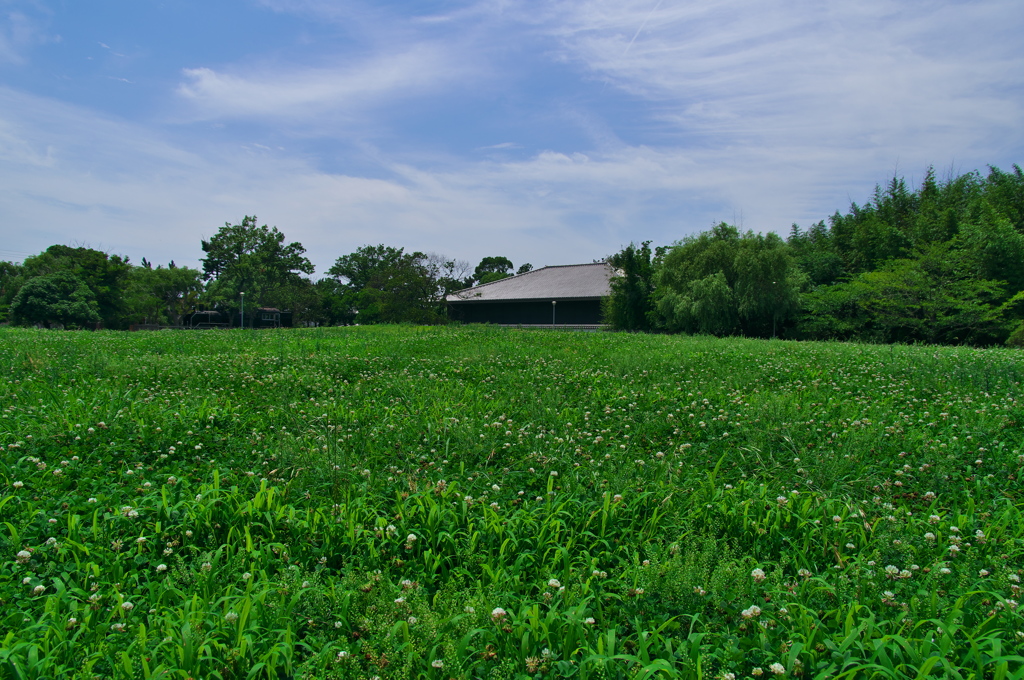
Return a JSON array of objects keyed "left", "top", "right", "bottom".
[{"left": 446, "top": 262, "right": 615, "bottom": 326}]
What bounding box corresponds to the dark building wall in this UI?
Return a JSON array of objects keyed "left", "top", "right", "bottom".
[{"left": 449, "top": 299, "right": 604, "bottom": 325}]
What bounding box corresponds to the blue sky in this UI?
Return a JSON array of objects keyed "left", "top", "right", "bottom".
[{"left": 2, "top": 0, "right": 1023, "bottom": 275}]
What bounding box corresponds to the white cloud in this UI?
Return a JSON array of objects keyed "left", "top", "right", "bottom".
[
  {"left": 0, "top": 7, "right": 52, "bottom": 63},
  {"left": 176, "top": 43, "right": 467, "bottom": 120},
  {"left": 0, "top": 87, "right": 658, "bottom": 272},
  {"left": 533, "top": 0, "right": 1024, "bottom": 155}
]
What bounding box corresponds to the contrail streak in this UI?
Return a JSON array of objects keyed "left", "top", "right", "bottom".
[{"left": 624, "top": 0, "right": 665, "bottom": 54}]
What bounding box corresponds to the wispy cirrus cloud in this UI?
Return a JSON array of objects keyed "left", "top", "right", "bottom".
[
  {"left": 176, "top": 43, "right": 469, "bottom": 120},
  {"left": 0, "top": 3, "right": 56, "bottom": 64},
  {"left": 532, "top": 0, "right": 1024, "bottom": 154}
]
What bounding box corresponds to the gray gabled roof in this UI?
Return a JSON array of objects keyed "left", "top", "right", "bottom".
[{"left": 447, "top": 262, "right": 615, "bottom": 303}]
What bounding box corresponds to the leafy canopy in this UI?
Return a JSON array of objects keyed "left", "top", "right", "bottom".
[{"left": 200, "top": 216, "right": 314, "bottom": 310}]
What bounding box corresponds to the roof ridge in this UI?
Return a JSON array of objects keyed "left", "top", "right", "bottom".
[{"left": 449, "top": 261, "right": 610, "bottom": 296}]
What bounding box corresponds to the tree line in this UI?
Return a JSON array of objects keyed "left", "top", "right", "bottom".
[
  {"left": 3, "top": 163, "right": 1022, "bottom": 346},
  {"left": 605, "top": 164, "right": 1024, "bottom": 346},
  {"left": 0, "top": 217, "right": 531, "bottom": 329}
]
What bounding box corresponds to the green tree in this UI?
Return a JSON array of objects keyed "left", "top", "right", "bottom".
[
  {"left": 652, "top": 225, "right": 804, "bottom": 337},
  {"left": 983, "top": 164, "right": 1024, "bottom": 232},
  {"left": 956, "top": 202, "right": 1024, "bottom": 294},
  {"left": 327, "top": 245, "right": 444, "bottom": 324},
  {"left": 124, "top": 262, "right": 204, "bottom": 326},
  {"left": 787, "top": 221, "right": 845, "bottom": 286},
  {"left": 799, "top": 244, "right": 1007, "bottom": 344},
  {"left": 10, "top": 271, "right": 101, "bottom": 328},
  {"left": 19, "top": 245, "right": 131, "bottom": 328},
  {"left": 0, "top": 260, "right": 23, "bottom": 323},
  {"left": 604, "top": 241, "right": 657, "bottom": 331},
  {"left": 200, "top": 216, "right": 314, "bottom": 318},
  {"left": 471, "top": 256, "right": 514, "bottom": 286}
]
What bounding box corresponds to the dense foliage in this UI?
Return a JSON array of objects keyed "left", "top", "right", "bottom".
[
  {"left": 0, "top": 219, "right": 493, "bottom": 329},
  {"left": 1, "top": 326, "right": 1022, "bottom": 679},
  {"left": 606, "top": 165, "right": 1024, "bottom": 345}
]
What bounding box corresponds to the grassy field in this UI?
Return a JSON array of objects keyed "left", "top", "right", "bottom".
[{"left": 1, "top": 326, "right": 1022, "bottom": 680}]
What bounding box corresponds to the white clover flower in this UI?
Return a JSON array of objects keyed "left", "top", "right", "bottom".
[
  {"left": 32, "top": 585, "right": 45, "bottom": 595},
  {"left": 491, "top": 484, "right": 500, "bottom": 491},
  {"left": 242, "top": 572, "right": 252, "bottom": 580},
  {"left": 407, "top": 616, "right": 417, "bottom": 624},
  {"left": 121, "top": 601, "right": 134, "bottom": 611},
  {"left": 741, "top": 605, "right": 762, "bottom": 618},
  {"left": 225, "top": 611, "right": 238, "bottom": 623},
  {"left": 548, "top": 578, "right": 561, "bottom": 588},
  {"left": 336, "top": 650, "right": 350, "bottom": 660},
  {"left": 407, "top": 534, "right": 417, "bottom": 543},
  {"left": 770, "top": 663, "right": 786, "bottom": 675},
  {"left": 13, "top": 481, "right": 24, "bottom": 489},
  {"left": 979, "top": 569, "right": 990, "bottom": 577},
  {"left": 751, "top": 568, "right": 766, "bottom": 582},
  {"left": 491, "top": 607, "right": 507, "bottom": 620},
  {"left": 940, "top": 567, "right": 952, "bottom": 575},
  {"left": 431, "top": 659, "right": 444, "bottom": 669},
  {"left": 16, "top": 550, "right": 31, "bottom": 564},
  {"left": 798, "top": 568, "right": 812, "bottom": 578},
  {"left": 156, "top": 564, "right": 167, "bottom": 572},
  {"left": 585, "top": 617, "right": 596, "bottom": 624},
  {"left": 110, "top": 623, "right": 126, "bottom": 632}
]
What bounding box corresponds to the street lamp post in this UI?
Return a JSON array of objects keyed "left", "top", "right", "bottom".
[
  {"left": 552, "top": 300, "right": 557, "bottom": 326},
  {"left": 240, "top": 292, "right": 245, "bottom": 329}
]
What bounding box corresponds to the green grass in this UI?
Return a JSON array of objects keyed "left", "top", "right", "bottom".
[{"left": 1, "top": 325, "right": 1022, "bottom": 680}]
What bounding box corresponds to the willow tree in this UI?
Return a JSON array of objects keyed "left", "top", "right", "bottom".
[{"left": 652, "top": 224, "right": 805, "bottom": 337}]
